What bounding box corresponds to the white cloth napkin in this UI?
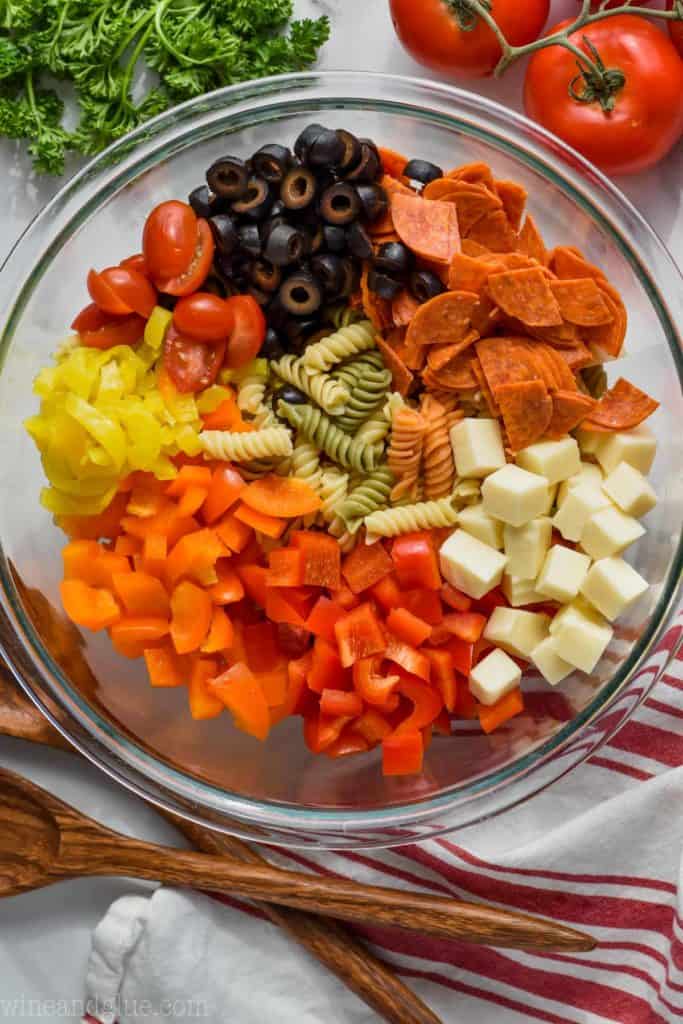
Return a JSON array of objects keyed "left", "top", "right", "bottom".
[{"left": 84, "top": 641, "right": 683, "bottom": 1024}]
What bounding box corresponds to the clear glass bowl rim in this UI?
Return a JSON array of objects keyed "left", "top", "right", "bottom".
[{"left": 1, "top": 71, "right": 682, "bottom": 846}]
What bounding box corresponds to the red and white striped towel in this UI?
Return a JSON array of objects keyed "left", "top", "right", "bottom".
[{"left": 84, "top": 618, "right": 683, "bottom": 1024}]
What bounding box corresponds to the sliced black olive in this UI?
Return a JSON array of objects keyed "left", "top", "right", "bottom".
[
  {"left": 266, "top": 295, "right": 289, "bottom": 330},
  {"left": 409, "top": 269, "right": 445, "bottom": 303},
  {"left": 334, "top": 258, "right": 356, "bottom": 299},
  {"left": 208, "top": 213, "right": 238, "bottom": 256},
  {"left": 202, "top": 274, "right": 227, "bottom": 298},
  {"left": 403, "top": 158, "right": 444, "bottom": 186},
  {"left": 320, "top": 183, "right": 361, "bottom": 226},
  {"left": 280, "top": 166, "right": 317, "bottom": 211},
  {"left": 275, "top": 384, "right": 309, "bottom": 405},
  {"left": 248, "top": 285, "right": 270, "bottom": 307},
  {"left": 250, "top": 259, "right": 282, "bottom": 293},
  {"left": 368, "top": 269, "right": 402, "bottom": 300},
  {"left": 259, "top": 214, "right": 287, "bottom": 246},
  {"left": 322, "top": 224, "right": 346, "bottom": 253},
  {"left": 346, "top": 221, "right": 373, "bottom": 261},
  {"left": 345, "top": 142, "right": 381, "bottom": 183},
  {"left": 237, "top": 223, "right": 262, "bottom": 257},
  {"left": 311, "top": 253, "right": 343, "bottom": 295},
  {"left": 213, "top": 251, "right": 236, "bottom": 281},
  {"left": 251, "top": 144, "right": 293, "bottom": 184},
  {"left": 355, "top": 183, "right": 389, "bottom": 223},
  {"left": 259, "top": 327, "right": 285, "bottom": 360},
  {"left": 335, "top": 129, "right": 362, "bottom": 173},
  {"left": 269, "top": 199, "right": 286, "bottom": 219},
  {"left": 308, "top": 127, "right": 346, "bottom": 168},
  {"left": 284, "top": 316, "right": 320, "bottom": 346},
  {"left": 264, "top": 222, "right": 306, "bottom": 267},
  {"left": 188, "top": 185, "right": 213, "bottom": 219},
  {"left": 206, "top": 156, "right": 249, "bottom": 200},
  {"left": 278, "top": 272, "right": 323, "bottom": 316},
  {"left": 293, "top": 123, "right": 326, "bottom": 162},
  {"left": 231, "top": 176, "right": 273, "bottom": 221},
  {"left": 374, "top": 241, "right": 413, "bottom": 278}
]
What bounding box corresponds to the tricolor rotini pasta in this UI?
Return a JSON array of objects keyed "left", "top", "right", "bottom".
[
  {"left": 302, "top": 320, "right": 376, "bottom": 372},
  {"left": 236, "top": 359, "right": 269, "bottom": 415},
  {"left": 272, "top": 354, "right": 349, "bottom": 414},
  {"left": 364, "top": 497, "right": 459, "bottom": 539},
  {"left": 277, "top": 402, "right": 380, "bottom": 473},
  {"left": 199, "top": 427, "right": 293, "bottom": 462},
  {"left": 338, "top": 465, "right": 394, "bottom": 533}
]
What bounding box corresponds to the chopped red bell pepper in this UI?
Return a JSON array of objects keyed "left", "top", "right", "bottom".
[
  {"left": 352, "top": 657, "right": 400, "bottom": 710},
  {"left": 334, "top": 602, "right": 386, "bottom": 668},
  {"left": 446, "top": 636, "right": 475, "bottom": 677},
  {"left": 391, "top": 531, "right": 441, "bottom": 590},
  {"left": 382, "top": 731, "right": 423, "bottom": 776},
  {"left": 320, "top": 688, "right": 363, "bottom": 718},
  {"left": 398, "top": 588, "right": 443, "bottom": 625},
  {"left": 342, "top": 540, "right": 393, "bottom": 594},
  {"left": 455, "top": 679, "right": 480, "bottom": 720},
  {"left": 269, "top": 651, "right": 313, "bottom": 726},
  {"left": 425, "top": 648, "right": 457, "bottom": 712},
  {"left": 202, "top": 465, "right": 246, "bottom": 524},
  {"left": 395, "top": 677, "right": 442, "bottom": 733},
  {"left": 265, "top": 587, "right": 307, "bottom": 627},
  {"left": 370, "top": 573, "right": 402, "bottom": 612},
  {"left": 266, "top": 547, "right": 303, "bottom": 588},
  {"left": 303, "top": 710, "right": 352, "bottom": 753},
  {"left": 253, "top": 662, "right": 289, "bottom": 708},
  {"left": 473, "top": 586, "right": 508, "bottom": 615},
  {"left": 353, "top": 707, "right": 392, "bottom": 744},
  {"left": 324, "top": 730, "right": 370, "bottom": 758},
  {"left": 478, "top": 688, "right": 524, "bottom": 733},
  {"left": 384, "top": 635, "right": 431, "bottom": 682},
  {"left": 305, "top": 596, "right": 346, "bottom": 645},
  {"left": 441, "top": 583, "right": 472, "bottom": 612},
  {"left": 442, "top": 611, "right": 487, "bottom": 644},
  {"left": 433, "top": 707, "right": 452, "bottom": 736},
  {"left": 291, "top": 530, "right": 341, "bottom": 590},
  {"left": 335, "top": 584, "right": 360, "bottom": 609},
  {"left": 243, "top": 621, "right": 280, "bottom": 672},
  {"left": 309, "top": 636, "right": 348, "bottom": 693},
  {"left": 386, "top": 607, "right": 432, "bottom": 648}
]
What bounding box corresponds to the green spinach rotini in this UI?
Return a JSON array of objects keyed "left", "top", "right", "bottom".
[
  {"left": 334, "top": 365, "right": 392, "bottom": 434},
  {"left": 338, "top": 465, "right": 394, "bottom": 533},
  {"left": 277, "top": 402, "right": 380, "bottom": 473}
]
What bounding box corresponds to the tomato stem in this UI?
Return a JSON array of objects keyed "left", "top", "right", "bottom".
[
  {"left": 568, "top": 37, "right": 626, "bottom": 113},
  {"left": 461, "top": 0, "right": 683, "bottom": 78},
  {"left": 445, "top": 0, "right": 491, "bottom": 33}
]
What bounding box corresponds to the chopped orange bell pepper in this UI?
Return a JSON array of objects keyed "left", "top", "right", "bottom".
[
  {"left": 144, "top": 643, "right": 186, "bottom": 688},
  {"left": 341, "top": 541, "right": 393, "bottom": 594},
  {"left": 241, "top": 475, "right": 321, "bottom": 518},
  {"left": 215, "top": 513, "right": 254, "bottom": 553},
  {"left": 208, "top": 560, "right": 245, "bottom": 605},
  {"left": 265, "top": 587, "right": 307, "bottom": 628},
  {"left": 269, "top": 651, "right": 313, "bottom": 726},
  {"left": 234, "top": 502, "right": 287, "bottom": 539},
  {"left": 324, "top": 730, "right": 370, "bottom": 759},
  {"left": 114, "top": 535, "right": 141, "bottom": 558},
  {"left": 382, "top": 731, "right": 423, "bottom": 776},
  {"left": 62, "top": 540, "right": 131, "bottom": 590},
  {"left": 203, "top": 465, "right": 245, "bottom": 524},
  {"left": 112, "top": 571, "right": 170, "bottom": 618},
  {"left": 208, "top": 661, "right": 270, "bottom": 740},
  {"left": 165, "top": 528, "right": 225, "bottom": 588},
  {"left": 58, "top": 491, "right": 129, "bottom": 541},
  {"left": 309, "top": 636, "right": 348, "bottom": 693},
  {"left": 303, "top": 710, "right": 352, "bottom": 753},
  {"left": 176, "top": 485, "right": 209, "bottom": 518},
  {"left": 188, "top": 658, "right": 224, "bottom": 720},
  {"left": 305, "top": 596, "right": 346, "bottom": 644},
  {"left": 334, "top": 602, "right": 386, "bottom": 668},
  {"left": 253, "top": 662, "right": 289, "bottom": 707},
  {"left": 122, "top": 504, "right": 199, "bottom": 546},
  {"left": 166, "top": 465, "right": 212, "bottom": 497},
  {"left": 141, "top": 533, "right": 167, "bottom": 578},
  {"left": 478, "top": 688, "right": 524, "bottom": 734},
  {"left": 236, "top": 564, "right": 268, "bottom": 607},
  {"left": 170, "top": 581, "right": 212, "bottom": 654},
  {"left": 126, "top": 481, "right": 167, "bottom": 518},
  {"left": 109, "top": 616, "right": 170, "bottom": 659},
  {"left": 201, "top": 606, "right": 234, "bottom": 653},
  {"left": 60, "top": 579, "right": 121, "bottom": 631},
  {"left": 320, "top": 689, "right": 363, "bottom": 718},
  {"left": 353, "top": 707, "right": 392, "bottom": 744}
]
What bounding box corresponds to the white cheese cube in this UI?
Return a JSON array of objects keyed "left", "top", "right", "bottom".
[
  {"left": 503, "top": 517, "right": 552, "bottom": 579},
  {"left": 595, "top": 425, "right": 657, "bottom": 476},
  {"left": 469, "top": 648, "right": 521, "bottom": 706},
  {"left": 502, "top": 574, "right": 545, "bottom": 607},
  {"left": 481, "top": 464, "right": 549, "bottom": 527},
  {"left": 450, "top": 418, "right": 506, "bottom": 479},
  {"left": 602, "top": 462, "right": 657, "bottom": 519},
  {"left": 531, "top": 636, "right": 574, "bottom": 686},
  {"left": 542, "top": 483, "right": 559, "bottom": 515},
  {"left": 439, "top": 529, "right": 507, "bottom": 600},
  {"left": 458, "top": 502, "right": 504, "bottom": 550},
  {"left": 549, "top": 600, "right": 613, "bottom": 673},
  {"left": 536, "top": 545, "right": 591, "bottom": 603},
  {"left": 557, "top": 461, "right": 604, "bottom": 507},
  {"left": 575, "top": 427, "right": 606, "bottom": 456},
  {"left": 580, "top": 557, "right": 648, "bottom": 621},
  {"left": 552, "top": 481, "right": 611, "bottom": 542},
  {"left": 580, "top": 506, "right": 645, "bottom": 560},
  {"left": 483, "top": 606, "right": 550, "bottom": 661},
  {"left": 516, "top": 437, "right": 581, "bottom": 485}
]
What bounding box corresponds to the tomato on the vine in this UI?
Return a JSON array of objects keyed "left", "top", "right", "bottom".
[
  {"left": 223, "top": 295, "right": 266, "bottom": 369},
  {"left": 154, "top": 219, "right": 215, "bottom": 297},
  {"left": 143, "top": 201, "right": 198, "bottom": 280},
  {"left": 668, "top": 0, "right": 683, "bottom": 58},
  {"left": 389, "top": 0, "right": 550, "bottom": 78},
  {"left": 79, "top": 315, "right": 146, "bottom": 350},
  {"left": 163, "top": 325, "right": 226, "bottom": 392},
  {"left": 524, "top": 16, "right": 683, "bottom": 175},
  {"left": 87, "top": 266, "right": 157, "bottom": 318},
  {"left": 173, "top": 293, "right": 234, "bottom": 344}
]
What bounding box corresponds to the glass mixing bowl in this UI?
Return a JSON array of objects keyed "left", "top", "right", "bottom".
[{"left": 0, "top": 73, "right": 681, "bottom": 849}]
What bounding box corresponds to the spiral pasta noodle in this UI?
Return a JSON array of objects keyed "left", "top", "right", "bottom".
[
  {"left": 199, "top": 427, "right": 293, "bottom": 462},
  {"left": 332, "top": 349, "right": 385, "bottom": 393},
  {"left": 236, "top": 359, "right": 269, "bottom": 415},
  {"left": 421, "top": 394, "right": 455, "bottom": 501},
  {"left": 329, "top": 515, "right": 358, "bottom": 554},
  {"left": 290, "top": 434, "right": 322, "bottom": 492},
  {"left": 364, "top": 497, "right": 458, "bottom": 539},
  {"left": 339, "top": 466, "right": 394, "bottom": 533},
  {"left": 303, "top": 320, "right": 376, "bottom": 373},
  {"left": 387, "top": 405, "right": 426, "bottom": 502},
  {"left": 277, "top": 402, "right": 380, "bottom": 473},
  {"left": 272, "top": 354, "right": 349, "bottom": 414},
  {"left": 325, "top": 304, "right": 365, "bottom": 330},
  {"left": 318, "top": 466, "right": 349, "bottom": 524},
  {"left": 334, "top": 365, "right": 392, "bottom": 434}
]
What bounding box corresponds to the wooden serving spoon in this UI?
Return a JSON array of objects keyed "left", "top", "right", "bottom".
[
  {"left": 0, "top": 764, "right": 595, "bottom": 952},
  {"left": 0, "top": 673, "right": 441, "bottom": 1024}
]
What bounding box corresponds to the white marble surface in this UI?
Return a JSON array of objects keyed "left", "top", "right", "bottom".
[{"left": 0, "top": 0, "right": 680, "bottom": 1018}]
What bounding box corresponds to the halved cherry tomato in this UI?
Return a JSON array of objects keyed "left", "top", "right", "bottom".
[
  {"left": 71, "top": 302, "right": 114, "bottom": 333},
  {"left": 87, "top": 266, "right": 157, "bottom": 318},
  {"left": 143, "top": 200, "right": 198, "bottom": 280},
  {"left": 120, "top": 253, "right": 149, "bottom": 276},
  {"left": 155, "top": 219, "right": 214, "bottom": 296},
  {"left": 163, "top": 325, "right": 226, "bottom": 393},
  {"left": 173, "top": 293, "right": 235, "bottom": 344},
  {"left": 224, "top": 295, "right": 267, "bottom": 369},
  {"left": 80, "top": 315, "right": 146, "bottom": 350}
]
